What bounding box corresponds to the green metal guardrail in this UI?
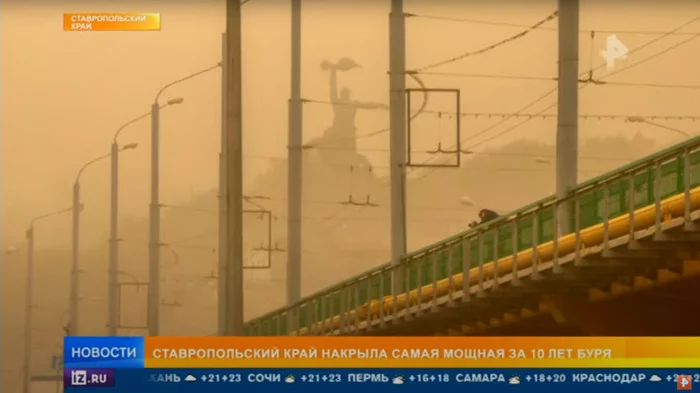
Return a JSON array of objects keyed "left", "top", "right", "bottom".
[{"left": 243, "top": 136, "right": 700, "bottom": 336}]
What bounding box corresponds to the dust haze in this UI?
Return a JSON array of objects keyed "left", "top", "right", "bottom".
[{"left": 2, "top": 0, "right": 699, "bottom": 390}]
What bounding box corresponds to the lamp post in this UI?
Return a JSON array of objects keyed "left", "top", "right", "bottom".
[
  {"left": 148, "top": 64, "right": 220, "bottom": 336},
  {"left": 69, "top": 145, "right": 137, "bottom": 336},
  {"left": 22, "top": 206, "right": 73, "bottom": 393},
  {"left": 108, "top": 98, "right": 183, "bottom": 336}
]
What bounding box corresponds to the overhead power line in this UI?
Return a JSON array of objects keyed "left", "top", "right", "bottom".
[
  {"left": 456, "top": 16, "right": 700, "bottom": 150},
  {"left": 404, "top": 17, "right": 700, "bottom": 182},
  {"left": 407, "top": 12, "right": 700, "bottom": 37},
  {"left": 317, "top": 17, "right": 700, "bottom": 146},
  {"left": 460, "top": 88, "right": 559, "bottom": 145},
  {"left": 600, "top": 80, "right": 700, "bottom": 89},
  {"left": 301, "top": 99, "right": 700, "bottom": 122},
  {"left": 425, "top": 113, "right": 700, "bottom": 122},
  {"left": 410, "top": 10, "right": 559, "bottom": 72},
  {"left": 419, "top": 72, "right": 554, "bottom": 82},
  {"left": 315, "top": 16, "right": 700, "bottom": 224},
  {"left": 467, "top": 31, "right": 700, "bottom": 149},
  {"left": 246, "top": 150, "right": 636, "bottom": 169},
  {"left": 463, "top": 16, "right": 700, "bottom": 146},
  {"left": 417, "top": 71, "right": 700, "bottom": 89}
]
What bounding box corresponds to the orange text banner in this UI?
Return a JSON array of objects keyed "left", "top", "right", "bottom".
[
  {"left": 143, "top": 337, "right": 700, "bottom": 368},
  {"left": 63, "top": 13, "right": 160, "bottom": 31}
]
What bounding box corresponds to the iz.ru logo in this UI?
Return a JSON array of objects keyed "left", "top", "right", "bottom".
[{"left": 71, "top": 370, "right": 87, "bottom": 386}]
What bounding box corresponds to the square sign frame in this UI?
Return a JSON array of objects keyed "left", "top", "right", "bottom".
[{"left": 406, "top": 88, "right": 461, "bottom": 168}]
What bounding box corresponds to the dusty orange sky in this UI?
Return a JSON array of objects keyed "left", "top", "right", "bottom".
[{"left": 2, "top": 0, "right": 699, "bottom": 250}]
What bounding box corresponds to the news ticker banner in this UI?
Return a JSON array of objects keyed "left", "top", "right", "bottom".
[
  {"left": 62, "top": 368, "right": 700, "bottom": 392},
  {"left": 64, "top": 336, "right": 700, "bottom": 369},
  {"left": 63, "top": 13, "right": 161, "bottom": 31}
]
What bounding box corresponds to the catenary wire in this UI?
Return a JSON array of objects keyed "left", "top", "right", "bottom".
[
  {"left": 406, "top": 13, "right": 700, "bottom": 36},
  {"left": 466, "top": 28, "right": 700, "bottom": 148},
  {"left": 416, "top": 71, "right": 700, "bottom": 90},
  {"left": 299, "top": 16, "right": 700, "bottom": 223},
  {"left": 308, "top": 17, "right": 699, "bottom": 148},
  {"left": 410, "top": 10, "right": 559, "bottom": 72},
  {"left": 422, "top": 16, "right": 700, "bottom": 162},
  {"left": 302, "top": 99, "right": 700, "bottom": 124}
]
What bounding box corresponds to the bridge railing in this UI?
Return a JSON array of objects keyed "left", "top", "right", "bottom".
[{"left": 244, "top": 136, "right": 700, "bottom": 336}]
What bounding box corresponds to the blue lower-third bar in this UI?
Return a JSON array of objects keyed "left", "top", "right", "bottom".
[{"left": 64, "top": 368, "right": 700, "bottom": 392}]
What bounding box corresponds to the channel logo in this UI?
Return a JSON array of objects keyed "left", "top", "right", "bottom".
[
  {"left": 677, "top": 375, "right": 693, "bottom": 390},
  {"left": 64, "top": 369, "right": 115, "bottom": 387}
]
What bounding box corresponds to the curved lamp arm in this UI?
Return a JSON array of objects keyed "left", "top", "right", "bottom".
[
  {"left": 29, "top": 206, "right": 74, "bottom": 229},
  {"left": 113, "top": 97, "right": 185, "bottom": 143},
  {"left": 154, "top": 64, "right": 220, "bottom": 104},
  {"left": 75, "top": 145, "right": 138, "bottom": 183}
]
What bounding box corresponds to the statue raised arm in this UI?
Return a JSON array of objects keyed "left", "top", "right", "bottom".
[
  {"left": 321, "top": 60, "right": 340, "bottom": 103},
  {"left": 318, "top": 58, "right": 385, "bottom": 160}
]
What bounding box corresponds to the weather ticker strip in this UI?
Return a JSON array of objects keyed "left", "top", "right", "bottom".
[
  {"left": 62, "top": 368, "right": 699, "bottom": 392},
  {"left": 63, "top": 13, "right": 161, "bottom": 31}
]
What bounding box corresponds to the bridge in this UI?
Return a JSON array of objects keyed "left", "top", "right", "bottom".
[{"left": 243, "top": 137, "right": 700, "bottom": 336}]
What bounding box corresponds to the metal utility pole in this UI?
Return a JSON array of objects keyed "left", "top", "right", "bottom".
[
  {"left": 218, "top": 32, "right": 229, "bottom": 336},
  {"left": 69, "top": 182, "right": 81, "bottom": 335},
  {"left": 287, "top": 0, "right": 303, "bottom": 308},
  {"left": 148, "top": 101, "right": 162, "bottom": 336},
  {"left": 22, "top": 226, "right": 34, "bottom": 393},
  {"left": 556, "top": 0, "right": 579, "bottom": 235},
  {"left": 147, "top": 65, "right": 217, "bottom": 337},
  {"left": 22, "top": 207, "right": 72, "bottom": 393},
  {"left": 224, "top": 0, "right": 244, "bottom": 335},
  {"left": 109, "top": 108, "right": 176, "bottom": 337},
  {"left": 389, "top": 0, "right": 408, "bottom": 293},
  {"left": 109, "top": 142, "right": 119, "bottom": 336},
  {"left": 108, "top": 142, "right": 140, "bottom": 336},
  {"left": 73, "top": 151, "right": 133, "bottom": 336}
]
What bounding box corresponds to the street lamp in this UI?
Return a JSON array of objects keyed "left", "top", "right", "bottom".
[
  {"left": 108, "top": 98, "right": 184, "bottom": 336},
  {"left": 22, "top": 206, "right": 73, "bottom": 393},
  {"left": 148, "top": 63, "right": 220, "bottom": 336},
  {"left": 626, "top": 116, "right": 691, "bottom": 138},
  {"left": 69, "top": 145, "right": 137, "bottom": 336}
]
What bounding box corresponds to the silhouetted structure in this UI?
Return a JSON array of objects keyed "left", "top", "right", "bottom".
[{"left": 318, "top": 58, "right": 385, "bottom": 166}]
